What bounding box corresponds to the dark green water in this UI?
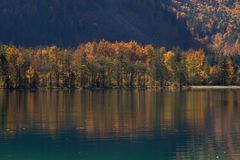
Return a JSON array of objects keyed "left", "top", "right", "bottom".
[{"left": 0, "top": 90, "right": 240, "bottom": 160}]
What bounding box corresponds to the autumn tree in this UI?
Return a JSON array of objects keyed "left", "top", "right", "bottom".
[
  {"left": 185, "top": 49, "right": 207, "bottom": 85},
  {"left": 5, "top": 46, "right": 28, "bottom": 88},
  {"left": 0, "top": 45, "right": 8, "bottom": 87},
  {"left": 26, "top": 65, "right": 38, "bottom": 88},
  {"left": 114, "top": 42, "right": 128, "bottom": 87},
  {"left": 72, "top": 45, "right": 89, "bottom": 88},
  {"left": 151, "top": 47, "right": 168, "bottom": 88},
  {"left": 226, "top": 59, "right": 235, "bottom": 85},
  {"left": 218, "top": 57, "right": 235, "bottom": 85},
  {"left": 172, "top": 47, "right": 186, "bottom": 88}
]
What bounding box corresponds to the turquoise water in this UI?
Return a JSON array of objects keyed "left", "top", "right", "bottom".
[{"left": 0, "top": 90, "right": 240, "bottom": 160}]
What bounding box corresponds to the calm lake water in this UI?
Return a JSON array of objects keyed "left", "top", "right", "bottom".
[{"left": 0, "top": 90, "right": 240, "bottom": 160}]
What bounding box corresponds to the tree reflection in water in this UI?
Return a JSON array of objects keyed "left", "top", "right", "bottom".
[{"left": 0, "top": 90, "right": 240, "bottom": 159}]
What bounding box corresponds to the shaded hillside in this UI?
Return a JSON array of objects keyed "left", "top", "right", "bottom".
[{"left": 0, "top": 0, "right": 197, "bottom": 49}]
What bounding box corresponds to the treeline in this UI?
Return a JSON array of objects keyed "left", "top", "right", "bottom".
[{"left": 0, "top": 40, "right": 240, "bottom": 89}]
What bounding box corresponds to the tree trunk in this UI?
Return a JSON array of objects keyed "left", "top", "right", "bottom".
[
  {"left": 130, "top": 72, "right": 134, "bottom": 88},
  {"left": 102, "top": 69, "right": 105, "bottom": 88}
]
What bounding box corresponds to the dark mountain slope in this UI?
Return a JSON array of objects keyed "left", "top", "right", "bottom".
[{"left": 0, "top": 0, "right": 197, "bottom": 49}]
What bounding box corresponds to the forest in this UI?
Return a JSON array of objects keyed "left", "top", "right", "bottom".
[
  {"left": 170, "top": 0, "right": 240, "bottom": 55},
  {"left": 0, "top": 40, "right": 240, "bottom": 89}
]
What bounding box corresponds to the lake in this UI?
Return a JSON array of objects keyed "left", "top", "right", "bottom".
[{"left": 0, "top": 89, "right": 240, "bottom": 160}]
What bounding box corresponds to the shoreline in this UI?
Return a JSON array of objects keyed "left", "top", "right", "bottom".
[
  {"left": 1, "top": 86, "right": 240, "bottom": 91},
  {"left": 189, "top": 86, "right": 240, "bottom": 89}
]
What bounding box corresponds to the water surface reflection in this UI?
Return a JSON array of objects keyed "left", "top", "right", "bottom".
[{"left": 0, "top": 90, "right": 240, "bottom": 159}]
